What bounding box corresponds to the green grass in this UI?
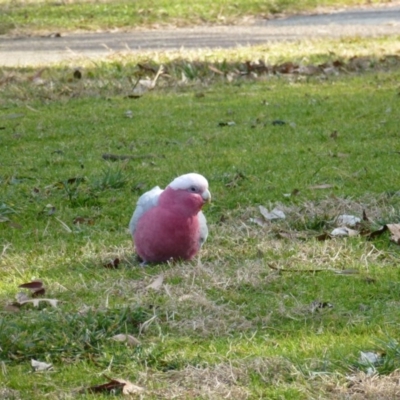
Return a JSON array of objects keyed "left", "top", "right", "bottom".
[
  {"left": 0, "top": 0, "right": 393, "bottom": 34},
  {"left": 2, "top": 35, "right": 400, "bottom": 398}
]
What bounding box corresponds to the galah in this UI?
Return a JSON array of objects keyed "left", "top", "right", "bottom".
[{"left": 129, "top": 173, "right": 211, "bottom": 263}]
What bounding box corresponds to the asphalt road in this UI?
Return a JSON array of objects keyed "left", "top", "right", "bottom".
[{"left": 1, "top": 3, "right": 399, "bottom": 67}]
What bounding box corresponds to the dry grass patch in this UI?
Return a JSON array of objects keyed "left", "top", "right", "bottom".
[
  {"left": 327, "top": 370, "right": 400, "bottom": 399},
  {"left": 148, "top": 362, "right": 250, "bottom": 399}
]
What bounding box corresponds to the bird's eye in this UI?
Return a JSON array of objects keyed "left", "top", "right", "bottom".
[{"left": 189, "top": 186, "right": 197, "bottom": 192}]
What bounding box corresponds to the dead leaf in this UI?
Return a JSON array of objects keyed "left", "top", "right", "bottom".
[
  {"left": 85, "top": 377, "right": 144, "bottom": 395},
  {"left": 73, "top": 216, "right": 95, "bottom": 225},
  {"left": 366, "top": 225, "right": 387, "bottom": 239},
  {"left": 16, "top": 292, "right": 30, "bottom": 303},
  {"left": 73, "top": 69, "right": 82, "bottom": 79},
  {"left": 249, "top": 217, "right": 267, "bottom": 227},
  {"left": 259, "top": 206, "right": 285, "bottom": 221},
  {"left": 316, "top": 232, "right": 331, "bottom": 241},
  {"left": 274, "top": 61, "right": 298, "bottom": 74},
  {"left": 386, "top": 224, "right": 400, "bottom": 244},
  {"left": 331, "top": 227, "right": 359, "bottom": 237},
  {"left": 19, "top": 280, "right": 43, "bottom": 290},
  {"left": 146, "top": 274, "right": 164, "bottom": 291},
  {"left": 31, "top": 359, "right": 53, "bottom": 372},
  {"left": 104, "top": 258, "right": 120, "bottom": 269},
  {"left": 18, "top": 280, "right": 46, "bottom": 298},
  {"left": 111, "top": 334, "right": 141, "bottom": 347},
  {"left": 336, "top": 214, "right": 361, "bottom": 227}
]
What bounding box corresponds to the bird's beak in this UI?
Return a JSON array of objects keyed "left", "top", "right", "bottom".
[{"left": 202, "top": 189, "right": 211, "bottom": 203}]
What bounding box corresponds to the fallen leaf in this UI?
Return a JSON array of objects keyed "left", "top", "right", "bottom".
[
  {"left": 111, "top": 334, "right": 141, "bottom": 347},
  {"left": 16, "top": 292, "right": 30, "bottom": 303},
  {"left": 19, "top": 280, "right": 43, "bottom": 290},
  {"left": 336, "top": 214, "right": 361, "bottom": 227},
  {"left": 359, "top": 351, "right": 382, "bottom": 366},
  {"left": 259, "top": 206, "right": 286, "bottom": 221},
  {"left": 31, "top": 288, "right": 46, "bottom": 297},
  {"left": 386, "top": 224, "right": 400, "bottom": 244},
  {"left": 73, "top": 69, "right": 82, "bottom": 79},
  {"left": 86, "top": 377, "right": 144, "bottom": 395},
  {"left": 31, "top": 359, "right": 53, "bottom": 372},
  {"left": 366, "top": 224, "right": 387, "bottom": 239},
  {"left": 73, "top": 217, "right": 95, "bottom": 225},
  {"left": 316, "top": 232, "right": 331, "bottom": 241},
  {"left": 274, "top": 61, "right": 298, "bottom": 74},
  {"left": 331, "top": 227, "right": 359, "bottom": 237},
  {"left": 249, "top": 217, "right": 267, "bottom": 227},
  {"left": 146, "top": 274, "right": 164, "bottom": 291},
  {"left": 104, "top": 258, "right": 120, "bottom": 269}
]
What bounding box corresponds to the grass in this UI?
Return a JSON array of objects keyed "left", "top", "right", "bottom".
[
  {"left": 2, "top": 30, "right": 400, "bottom": 398},
  {"left": 0, "top": 0, "right": 394, "bottom": 35}
]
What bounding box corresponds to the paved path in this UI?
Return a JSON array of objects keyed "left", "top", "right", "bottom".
[{"left": 1, "top": 3, "right": 399, "bottom": 66}]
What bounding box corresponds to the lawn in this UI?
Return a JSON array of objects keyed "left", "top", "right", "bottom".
[
  {"left": 0, "top": 0, "right": 394, "bottom": 34},
  {"left": 2, "top": 4, "right": 400, "bottom": 398}
]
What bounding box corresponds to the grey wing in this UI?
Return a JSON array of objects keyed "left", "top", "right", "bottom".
[
  {"left": 198, "top": 211, "right": 208, "bottom": 246},
  {"left": 129, "top": 186, "right": 163, "bottom": 235}
]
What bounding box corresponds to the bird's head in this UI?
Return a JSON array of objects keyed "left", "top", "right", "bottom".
[{"left": 163, "top": 173, "right": 211, "bottom": 214}]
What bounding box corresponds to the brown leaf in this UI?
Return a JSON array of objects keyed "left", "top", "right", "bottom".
[
  {"left": 86, "top": 379, "right": 125, "bottom": 393},
  {"left": 31, "top": 288, "right": 46, "bottom": 297},
  {"left": 274, "top": 62, "right": 298, "bottom": 74},
  {"left": 104, "top": 258, "right": 120, "bottom": 269},
  {"left": 73, "top": 69, "right": 82, "bottom": 79},
  {"left": 19, "top": 280, "right": 43, "bottom": 290},
  {"left": 86, "top": 377, "right": 144, "bottom": 395},
  {"left": 316, "top": 232, "right": 331, "bottom": 241},
  {"left": 362, "top": 209, "right": 370, "bottom": 222},
  {"left": 73, "top": 217, "right": 95, "bottom": 225},
  {"left": 366, "top": 225, "right": 388, "bottom": 239}
]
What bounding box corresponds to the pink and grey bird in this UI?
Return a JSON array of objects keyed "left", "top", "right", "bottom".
[{"left": 129, "top": 173, "right": 211, "bottom": 263}]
